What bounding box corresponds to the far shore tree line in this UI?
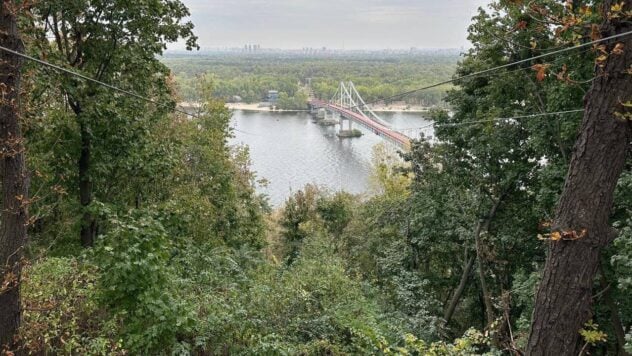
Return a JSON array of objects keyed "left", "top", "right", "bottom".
[
  {"left": 165, "top": 54, "right": 456, "bottom": 109},
  {"left": 0, "top": 0, "right": 631, "bottom": 355}
]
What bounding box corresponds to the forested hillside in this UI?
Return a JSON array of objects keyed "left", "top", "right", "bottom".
[{"left": 0, "top": 0, "right": 631, "bottom": 355}]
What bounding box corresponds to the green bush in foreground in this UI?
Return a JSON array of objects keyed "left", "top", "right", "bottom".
[
  {"left": 19, "top": 257, "right": 123, "bottom": 355},
  {"left": 94, "top": 209, "right": 195, "bottom": 354}
]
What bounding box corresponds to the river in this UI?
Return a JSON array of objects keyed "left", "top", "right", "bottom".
[{"left": 229, "top": 110, "right": 433, "bottom": 207}]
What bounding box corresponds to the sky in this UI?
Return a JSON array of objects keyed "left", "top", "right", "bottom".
[{"left": 174, "top": 0, "right": 491, "bottom": 50}]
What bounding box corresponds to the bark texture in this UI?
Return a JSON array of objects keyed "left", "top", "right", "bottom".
[
  {"left": 599, "top": 267, "right": 629, "bottom": 356},
  {"left": 444, "top": 255, "right": 475, "bottom": 324},
  {"left": 475, "top": 196, "right": 503, "bottom": 327},
  {"left": 526, "top": 3, "right": 632, "bottom": 354},
  {"left": 475, "top": 218, "right": 495, "bottom": 327},
  {"left": 0, "top": 0, "right": 27, "bottom": 348},
  {"left": 79, "top": 120, "right": 95, "bottom": 247},
  {"left": 68, "top": 99, "right": 95, "bottom": 247}
]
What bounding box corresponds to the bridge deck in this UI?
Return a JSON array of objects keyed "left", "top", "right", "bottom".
[{"left": 309, "top": 100, "right": 411, "bottom": 150}]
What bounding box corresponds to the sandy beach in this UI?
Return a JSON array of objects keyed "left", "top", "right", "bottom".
[
  {"left": 226, "top": 102, "right": 431, "bottom": 113},
  {"left": 225, "top": 103, "right": 308, "bottom": 112},
  {"left": 180, "top": 101, "right": 431, "bottom": 113}
]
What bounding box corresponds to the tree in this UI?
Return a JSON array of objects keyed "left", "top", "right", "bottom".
[
  {"left": 527, "top": 1, "right": 632, "bottom": 354},
  {"left": 280, "top": 185, "right": 320, "bottom": 264},
  {"left": 170, "top": 85, "right": 267, "bottom": 248},
  {"left": 28, "top": 0, "right": 197, "bottom": 246},
  {"left": 398, "top": 0, "right": 595, "bottom": 343},
  {"left": 0, "top": 0, "right": 28, "bottom": 347}
]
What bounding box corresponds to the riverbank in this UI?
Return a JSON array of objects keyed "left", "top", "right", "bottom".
[
  {"left": 180, "top": 101, "right": 432, "bottom": 113},
  {"left": 226, "top": 103, "right": 307, "bottom": 112},
  {"left": 226, "top": 102, "right": 432, "bottom": 113},
  {"left": 178, "top": 102, "right": 307, "bottom": 113},
  {"left": 373, "top": 107, "right": 430, "bottom": 113},
  {"left": 369, "top": 101, "right": 432, "bottom": 113},
  {"left": 372, "top": 106, "right": 431, "bottom": 113}
]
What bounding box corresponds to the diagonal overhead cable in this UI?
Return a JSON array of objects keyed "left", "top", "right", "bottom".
[
  {"left": 0, "top": 44, "right": 261, "bottom": 135},
  {"left": 399, "top": 109, "right": 585, "bottom": 133},
  {"left": 347, "top": 30, "right": 632, "bottom": 110}
]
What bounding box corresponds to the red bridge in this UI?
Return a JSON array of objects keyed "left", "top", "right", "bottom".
[{"left": 308, "top": 81, "right": 412, "bottom": 150}]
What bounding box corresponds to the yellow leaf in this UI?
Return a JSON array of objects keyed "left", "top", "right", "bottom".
[
  {"left": 550, "top": 231, "right": 562, "bottom": 241},
  {"left": 611, "top": 2, "right": 623, "bottom": 12},
  {"left": 612, "top": 43, "right": 625, "bottom": 55},
  {"left": 580, "top": 6, "right": 593, "bottom": 16}
]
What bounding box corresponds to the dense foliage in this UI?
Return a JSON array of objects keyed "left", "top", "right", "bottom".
[
  {"left": 1, "top": 0, "right": 630, "bottom": 354},
  {"left": 164, "top": 52, "right": 458, "bottom": 108}
]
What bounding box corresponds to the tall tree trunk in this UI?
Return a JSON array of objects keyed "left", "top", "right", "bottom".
[
  {"left": 444, "top": 254, "right": 475, "bottom": 324},
  {"left": 526, "top": 4, "right": 632, "bottom": 354},
  {"left": 475, "top": 218, "right": 495, "bottom": 327},
  {"left": 475, "top": 196, "right": 503, "bottom": 327},
  {"left": 69, "top": 100, "right": 95, "bottom": 248},
  {"left": 0, "top": 0, "right": 27, "bottom": 347},
  {"left": 598, "top": 266, "right": 629, "bottom": 356},
  {"left": 78, "top": 119, "right": 95, "bottom": 247}
]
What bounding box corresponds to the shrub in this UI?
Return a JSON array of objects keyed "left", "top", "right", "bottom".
[
  {"left": 19, "top": 257, "right": 124, "bottom": 355},
  {"left": 94, "top": 210, "right": 194, "bottom": 354}
]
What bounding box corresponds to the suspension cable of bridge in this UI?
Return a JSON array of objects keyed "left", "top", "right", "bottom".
[
  {"left": 347, "top": 29, "right": 632, "bottom": 111},
  {"left": 0, "top": 43, "right": 263, "bottom": 136}
]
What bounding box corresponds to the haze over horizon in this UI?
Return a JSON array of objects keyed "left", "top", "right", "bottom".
[{"left": 173, "top": 0, "right": 491, "bottom": 50}]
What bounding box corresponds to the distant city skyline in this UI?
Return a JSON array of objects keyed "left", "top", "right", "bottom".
[{"left": 172, "top": 0, "right": 491, "bottom": 51}]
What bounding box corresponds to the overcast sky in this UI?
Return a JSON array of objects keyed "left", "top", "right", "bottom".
[{"left": 174, "top": 0, "right": 491, "bottom": 50}]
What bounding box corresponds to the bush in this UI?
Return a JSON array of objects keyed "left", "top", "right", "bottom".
[
  {"left": 19, "top": 257, "right": 124, "bottom": 355},
  {"left": 173, "top": 226, "right": 391, "bottom": 354},
  {"left": 94, "top": 210, "right": 194, "bottom": 354}
]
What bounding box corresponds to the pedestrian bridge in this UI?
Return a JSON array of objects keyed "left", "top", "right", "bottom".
[{"left": 308, "top": 82, "right": 412, "bottom": 151}]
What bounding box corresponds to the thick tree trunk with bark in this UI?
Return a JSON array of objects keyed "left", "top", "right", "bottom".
[
  {"left": 526, "top": 4, "right": 632, "bottom": 354},
  {"left": 0, "top": 0, "right": 27, "bottom": 348}
]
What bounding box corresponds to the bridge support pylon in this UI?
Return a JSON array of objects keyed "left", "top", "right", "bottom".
[
  {"left": 337, "top": 116, "right": 361, "bottom": 138},
  {"left": 338, "top": 116, "right": 353, "bottom": 130}
]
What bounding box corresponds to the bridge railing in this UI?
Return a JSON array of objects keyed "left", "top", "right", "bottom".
[{"left": 309, "top": 99, "right": 411, "bottom": 150}]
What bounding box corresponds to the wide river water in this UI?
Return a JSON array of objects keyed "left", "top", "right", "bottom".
[{"left": 230, "top": 110, "right": 433, "bottom": 207}]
